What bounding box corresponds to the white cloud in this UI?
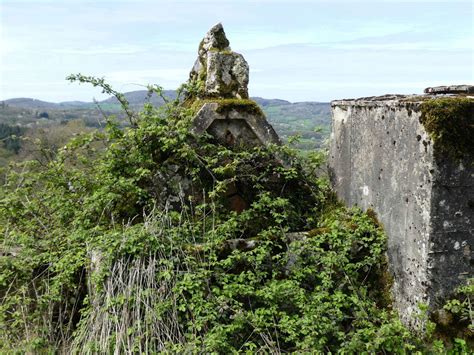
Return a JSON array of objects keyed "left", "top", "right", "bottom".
[
  {"left": 1, "top": 0, "right": 472, "bottom": 102},
  {"left": 9, "top": 0, "right": 467, "bottom": 3},
  {"left": 320, "top": 41, "right": 472, "bottom": 51},
  {"left": 53, "top": 45, "right": 148, "bottom": 55},
  {"left": 0, "top": 34, "right": 22, "bottom": 56},
  {"left": 103, "top": 69, "right": 189, "bottom": 85}
]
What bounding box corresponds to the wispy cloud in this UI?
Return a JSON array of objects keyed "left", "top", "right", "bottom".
[
  {"left": 313, "top": 32, "right": 474, "bottom": 51},
  {"left": 53, "top": 45, "right": 148, "bottom": 55},
  {"left": 5, "top": 0, "right": 469, "bottom": 3},
  {"left": 103, "top": 69, "right": 189, "bottom": 85},
  {"left": 1, "top": 0, "right": 472, "bottom": 102}
]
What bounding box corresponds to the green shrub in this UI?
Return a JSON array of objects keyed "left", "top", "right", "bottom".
[{"left": 0, "top": 76, "right": 471, "bottom": 353}]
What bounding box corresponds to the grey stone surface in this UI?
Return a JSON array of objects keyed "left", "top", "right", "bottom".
[
  {"left": 191, "top": 102, "right": 280, "bottom": 147},
  {"left": 424, "top": 85, "right": 474, "bottom": 95},
  {"left": 184, "top": 25, "right": 283, "bottom": 216},
  {"left": 329, "top": 95, "right": 473, "bottom": 327},
  {"left": 188, "top": 23, "right": 249, "bottom": 99},
  {"left": 205, "top": 51, "right": 249, "bottom": 99},
  {"left": 199, "top": 23, "right": 230, "bottom": 53},
  {"left": 188, "top": 24, "right": 280, "bottom": 149}
]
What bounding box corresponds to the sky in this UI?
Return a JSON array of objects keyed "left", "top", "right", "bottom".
[{"left": 0, "top": 0, "right": 473, "bottom": 102}]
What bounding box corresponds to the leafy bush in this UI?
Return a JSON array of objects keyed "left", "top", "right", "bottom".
[
  {"left": 0, "top": 123, "right": 24, "bottom": 154},
  {"left": 0, "top": 77, "right": 471, "bottom": 353}
]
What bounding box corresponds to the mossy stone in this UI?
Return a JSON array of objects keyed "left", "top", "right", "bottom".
[
  {"left": 189, "top": 98, "right": 263, "bottom": 117},
  {"left": 420, "top": 97, "right": 474, "bottom": 160}
]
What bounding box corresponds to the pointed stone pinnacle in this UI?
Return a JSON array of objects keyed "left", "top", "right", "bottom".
[
  {"left": 200, "top": 23, "right": 230, "bottom": 53},
  {"left": 188, "top": 23, "right": 249, "bottom": 99}
]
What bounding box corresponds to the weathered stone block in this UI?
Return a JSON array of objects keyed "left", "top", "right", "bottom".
[
  {"left": 191, "top": 101, "right": 280, "bottom": 147},
  {"left": 329, "top": 94, "right": 473, "bottom": 327},
  {"left": 187, "top": 24, "right": 280, "bottom": 149},
  {"left": 188, "top": 23, "right": 249, "bottom": 100},
  {"left": 205, "top": 51, "right": 249, "bottom": 99}
]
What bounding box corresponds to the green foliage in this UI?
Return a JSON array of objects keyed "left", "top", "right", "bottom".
[
  {"left": 420, "top": 97, "right": 474, "bottom": 159},
  {"left": 0, "top": 123, "right": 24, "bottom": 154},
  {"left": 439, "top": 279, "right": 474, "bottom": 342},
  {"left": 0, "top": 92, "right": 332, "bottom": 168},
  {"left": 0, "top": 76, "right": 471, "bottom": 353},
  {"left": 66, "top": 73, "right": 137, "bottom": 126},
  {"left": 162, "top": 207, "right": 402, "bottom": 353}
]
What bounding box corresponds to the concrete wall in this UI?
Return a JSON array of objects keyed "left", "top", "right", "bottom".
[{"left": 329, "top": 95, "right": 473, "bottom": 327}]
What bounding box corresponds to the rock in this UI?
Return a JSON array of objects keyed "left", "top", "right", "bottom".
[
  {"left": 329, "top": 95, "right": 474, "bottom": 329},
  {"left": 424, "top": 85, "right": 474, "bottom": 95},
  {"left": 191, "top": 101, "right": 280, "bottom": 148},
  {"left": 187, "top": 25, "right": 280, "bottom": 149},
  {"left": 199, "top": 22, "right": 230, "bottom": 55},
  {"left": 185, "top": 25, "right": 282, "bottom": 214},
  {"left": 188, "top": 23, "right": 249, "bottom": 99},
  {"left": 206, "top": 51, "right": 249, "bottom": 98}
]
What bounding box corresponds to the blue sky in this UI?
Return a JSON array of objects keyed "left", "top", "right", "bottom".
[{"left": 0, "top": 0, "right": 472, "bottom": 102}]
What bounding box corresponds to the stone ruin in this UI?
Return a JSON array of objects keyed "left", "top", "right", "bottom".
[
  {"left": 188, "top": 25, "right": 474, "bottom": 328},
  {"left": 187, "top": 23, "right": 280, "bottom": 148},
  {"left": 188, "top": 23, "right": 249, "bottom": 100},
  {"left": 329, "top": 90, "right": 473, "bottom": 327},
  {"left": 424, "top": 84, "right": 474, "bottom": 95}
]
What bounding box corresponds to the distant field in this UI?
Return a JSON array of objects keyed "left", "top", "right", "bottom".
[
  {"left": 0, "top": 91, "right": 332, "bottom": 166},
  {"left": 256, "top": 100, "right": 331, "bottom": 150}
]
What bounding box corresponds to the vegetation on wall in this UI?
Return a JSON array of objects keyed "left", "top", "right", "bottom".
[
  {"left": 420, "top": 97, "right": 474, "bottom": 160},
  {"left": 0, "top": 77, "right": 471, "bottom": 353}
]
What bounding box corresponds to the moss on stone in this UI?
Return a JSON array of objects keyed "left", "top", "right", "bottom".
[
  {"left": 401, "top": 96, "right": 433, "bottom": 103},
  {"left": 198, "top": 39, "right": 205, "bottom": 54},
  {"left": 307, "top": 227, "right": 331, "bottom": 237},
  {"left": 214, "top": 99, "right": 263, "bottom": 116},
  {"left": 420, "top": 97, "right": 474, "bottom": 159},
  {"left": 366, "top": 208, "right": 382, "bottom": 229},
  {"left": 209, "top": 48, "right": 233, "bottom": 55},
  {"left": 188, "top": 98, "right": 264, "bottom": 117},
  {"left": 375, "top": 257, "right": 394, "bottom": 309}
]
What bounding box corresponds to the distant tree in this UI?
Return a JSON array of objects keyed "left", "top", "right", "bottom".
[
  {"left": 18, "top": 119, "right": 92, "bottom": 165},
  {"left": 0, "top": 123, "right": 24, "bottom": 154},
  {"left": 39, "top": 111, "right": 49, "bottom": 119}
]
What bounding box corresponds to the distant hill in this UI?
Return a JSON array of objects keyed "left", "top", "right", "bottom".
[
  {"left": 3, "top": 98, "right": 61, "bottom": 109},
  {"left": 1, "top": 91, "right": 332, "bottom": 149},
  {"left": 252, "top": 97, "right": 291, "bottom": 107},
  {"left": 100, "top": 90, "right": 178, "bottom": 107},
  {"left": 59, "top": 101, "right": 92, "bottom": 108},
  {"left": 3, "top": 90, "right": 178, "bottom": 110},
  {"left": 3, "top": 91, "right": 326, "bottom": 113}
]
